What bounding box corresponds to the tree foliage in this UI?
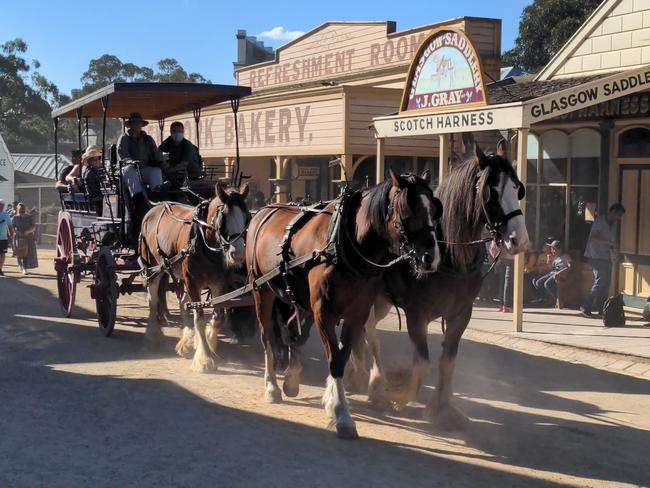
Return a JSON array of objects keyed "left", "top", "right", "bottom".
[
  {"left": 0, "top": 39, "right": 210, "bottom": 153},
  {"left": 503, "top": 0, "right": 602, "bottom": 73},
  {"left": 72, "top": 55, "right": 210, "bottom": 98},
  {"left": 0, "top": 39, "right": 60, "bottom": 151}
]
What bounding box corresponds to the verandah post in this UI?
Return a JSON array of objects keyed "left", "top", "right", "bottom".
[
  {"left": 376, "top": 137, "right": 385, "bottom": 184},
  {"left": 513, "top": 127, "right": 529, "bottom": 332}
]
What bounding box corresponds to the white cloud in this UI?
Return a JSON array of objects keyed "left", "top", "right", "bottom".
[{"left": 258, "top": 26, "right": 305, "bottom": 42}]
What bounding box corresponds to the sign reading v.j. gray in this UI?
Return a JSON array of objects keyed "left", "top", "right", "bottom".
[{"left": 524, "top": 65, "right": 650, "bottom": 124}]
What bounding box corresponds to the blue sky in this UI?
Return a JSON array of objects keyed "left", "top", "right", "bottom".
[{"left": 2, "top": 0, "right": 531, "bottom": 95}]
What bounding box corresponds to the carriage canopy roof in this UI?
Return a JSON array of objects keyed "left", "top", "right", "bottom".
[{"left": 51, "top": 82, "right": 252, "bottom": 120}]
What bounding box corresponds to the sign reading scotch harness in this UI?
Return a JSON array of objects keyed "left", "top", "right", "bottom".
[{"left": 401, "top": 27, "right": 488, "bottom": 113}]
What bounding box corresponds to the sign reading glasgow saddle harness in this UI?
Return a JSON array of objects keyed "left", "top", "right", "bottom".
[{"left": 401, "top": 27, "right": 487, "bottom": 113}]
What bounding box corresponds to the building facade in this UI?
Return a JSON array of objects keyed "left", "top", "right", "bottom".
[
  {"left": 527, "top": 0, "right": 650, "bottom": 308},
  {"left": 163, "top": 0, "right": 648, "bottom": 309},
  {"left": 165, "top": 17, "right": 502, "bottom": 202}
]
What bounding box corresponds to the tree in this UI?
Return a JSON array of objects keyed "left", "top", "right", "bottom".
[
  {"left": 154, "top": 58, "right": 209, "bottom": 83},
  {"left": 72, "top": 54, "right": 155, "bottom": 99},
  {"left": 503, "top": 0, "right": 602, "bottom": 73},
  {"left": 0, "top": 39, "right": 58, "bottom": 152},
  {"left": 72, "top": 55, "right": 210, "bottom": 99}
]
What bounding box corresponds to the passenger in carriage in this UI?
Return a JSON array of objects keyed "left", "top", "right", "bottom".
[
  {"left": 81, "top": 145, "right": 105, "bottom": 215},
  {"left": 55, "top": 149, "right": 83, "bottom": 193},
  {"left": 159, "top": 121, "right": 202, "bottom": 190},
  {"left": 117, "top": 112, "right": 164, "bottom": 242}
]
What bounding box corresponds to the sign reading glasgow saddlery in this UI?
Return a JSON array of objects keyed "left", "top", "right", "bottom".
[{"left": 401, "top": 27, "right": 488, "bottom": 113}]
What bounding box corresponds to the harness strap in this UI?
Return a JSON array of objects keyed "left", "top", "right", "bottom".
[
  {"left": 248, "top": 207, "right": 281, "bottom": 279},
  {"left": 188, "top": 250, "right": 321, "bottom": 310}
]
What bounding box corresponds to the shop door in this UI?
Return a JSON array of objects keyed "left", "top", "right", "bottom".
[{"left": 618, "top": 165, "right": 650, "bottom": 308}]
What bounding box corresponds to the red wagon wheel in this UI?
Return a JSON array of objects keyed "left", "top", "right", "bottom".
[
  {"left": 93, "top": 246, "right": 119, "bottom": 337},
  {"left": 54, "top": 212, "right": 78, "bottom": 317}
]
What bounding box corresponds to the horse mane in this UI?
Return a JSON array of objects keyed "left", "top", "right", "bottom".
[
  {"left": 436, "top": 158, "right": 490, "bottom": 270},
  {"left": 357, "top": 176, "right": 415, "bottom": 241},
  {"left": 210, "top": 186, "right": 249, "bottom": 217}
]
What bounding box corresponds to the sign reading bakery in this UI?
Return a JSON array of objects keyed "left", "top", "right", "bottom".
[{"left": 401, "top": 27, "right": 487, "bottom": 113}]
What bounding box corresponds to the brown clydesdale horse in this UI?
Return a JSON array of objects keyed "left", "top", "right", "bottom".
[
  {"left": 348, "top": 139, "right": 530, "bottom": 429},
  {"left": 246, "top": 169, "right": 442, "bottom": 439},
  {"left": 139, "top": 183, "right": 250, "bottom": 372}
]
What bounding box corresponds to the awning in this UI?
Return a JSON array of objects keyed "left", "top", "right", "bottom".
[
  {"left": 52, "top": 82, "right": 252, "bottom": 120},
  {"left": 373, "top": 64, "right": 650, "bottom": 137}
]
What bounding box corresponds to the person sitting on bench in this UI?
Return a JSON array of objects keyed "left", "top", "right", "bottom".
[
  {"left": 81, "top": 145, "right": 105, "bottom": 215},
  {"left": 532, "top": 240, "right": 572, "bottom": 306},
  {"left": 55, "top": 149, "right": 83, "bottom": 193}
]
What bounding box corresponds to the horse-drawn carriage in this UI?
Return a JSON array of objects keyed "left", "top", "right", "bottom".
[
  {"left": 51, "top": 82, "right": 530, "bottom": 439},
  {"left": 51, "top": 82, "right": 251, "bottom": 336}
]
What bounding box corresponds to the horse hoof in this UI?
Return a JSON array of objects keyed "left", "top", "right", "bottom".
[
  {"left": 335, "top": 422, "right": 359, "bottom": 440},
  {"left": 282, "top": 380, "right": 300, "bottom": 398},
  {"left": 427, "top": 405, "right": 470, "bottom": 431},
  {"left": 265, "top": 386, "right": 282, "bottom": 404},
  {"left": 190, "top": 356, "right": 218, "bottom": 373}
]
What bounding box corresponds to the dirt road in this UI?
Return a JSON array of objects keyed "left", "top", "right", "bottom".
[{"left": 1, "top": 251, "right": 649, "bottom": 487}]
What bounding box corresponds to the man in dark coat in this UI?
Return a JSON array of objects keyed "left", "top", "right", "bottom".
[{"left": 159, "top": 121, "right": 202, "bottom": 190}]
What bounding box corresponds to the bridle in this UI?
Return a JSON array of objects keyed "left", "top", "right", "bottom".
[
  {"left": 161, "top": 199, "right": 249, "bottom": 253},
  {"left": 386, "top": 183, "right": 438, "bottom": 270},
  {"left": 202, "top": 200, "right": 250, "bottom": 251},
  {"left": 477, "top": 163, "right": 525, "bottom": 244}
]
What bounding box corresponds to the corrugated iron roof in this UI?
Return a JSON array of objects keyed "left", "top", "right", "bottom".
[
  {"left": 12, "top": 153, "right": 71, "bottom": 180},
  {"left": 487, "top": 73, "right": 611, "bottom": 105}
]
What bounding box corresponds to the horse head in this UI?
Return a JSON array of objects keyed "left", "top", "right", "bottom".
[
  {"left": 210, "top": 182, "right": 251, "bottom": 266},
  {"left": 384, "top": 168, "right": 443, "bottom": 276},
  {"left": 470, "top": 137, "right": 529, "bottom": 255}
]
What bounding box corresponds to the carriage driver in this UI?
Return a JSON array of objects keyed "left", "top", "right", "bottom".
[{"left": 117, "top": 112, "right": 164, "bottom": 243}]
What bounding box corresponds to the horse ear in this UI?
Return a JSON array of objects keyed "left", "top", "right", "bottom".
[
  {"left": 388, "top": 167, "right": 403, "bottom": 188},
  {"left": 240, "top": 183, "right": 250, "bottom": 199},
  {"left": 215, "top": 182, "right": 228, "bottom": 203},
  {"left": 421, "top": 169, "right": 431, "bottom": 185},
  {"left": 496, "top": 138, "right": 507, "bottom": 157}
]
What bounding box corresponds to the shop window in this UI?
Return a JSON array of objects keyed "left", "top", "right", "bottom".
[
  {"left": 526, "top": 129, "right": 601, "bottom": 252},
  {"left": 569, "top": 186, "right": 598, "bottom": 251},
  {"left": 571, "top": 129, "right": 600, "bottom": 185},
  {"left": 416, "top": 156, "right": 440, "bottom": 187},
  {"left": 385, "top": 156, "right": 413, "bottom": 176},
  {"left": 540, "top": 130, "right": 568, "bottom": 183},
  {"left": 353, "top": 156, "right": 376, "bottom": 188},
  {"left": 618, "top": 127, "right": 650, "bottom": 158},
  {"left": 539, "top": 186, "right": 566, "bottom": 244}
]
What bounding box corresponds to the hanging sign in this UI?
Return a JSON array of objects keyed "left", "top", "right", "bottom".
[{"left": 401, "top": 27, "right": 488, "bottom": 113}]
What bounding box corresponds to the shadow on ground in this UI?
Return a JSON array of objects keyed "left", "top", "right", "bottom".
[{"left": 2, "top": 273, "right": 650, "bottom": 486}]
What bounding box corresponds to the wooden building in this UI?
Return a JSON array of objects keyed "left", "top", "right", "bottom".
[
  {"left": 165, "top": 17, "right": 502, "bottom": 202},
  {"left": 163, "top": 0, "right": 648, "bottom": 314}
]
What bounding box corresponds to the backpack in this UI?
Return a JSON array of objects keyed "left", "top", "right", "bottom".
[{"left": 602, "top": 293, "right": 626, "bottom": 327}]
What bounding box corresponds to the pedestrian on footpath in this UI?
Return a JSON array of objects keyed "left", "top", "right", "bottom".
[
  {"left": 581, "top": 203, "right": 625, "bottom": 318},
  {"left": 12, "top": 203, "right": 38, "bottom": 275},
  {"left": 0, "top": 199, "right": 14, "bottom": 277}
]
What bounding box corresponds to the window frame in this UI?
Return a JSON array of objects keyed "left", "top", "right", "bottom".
[{"left": 527, "top": 128, "right": 602, "bottom": 252}]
